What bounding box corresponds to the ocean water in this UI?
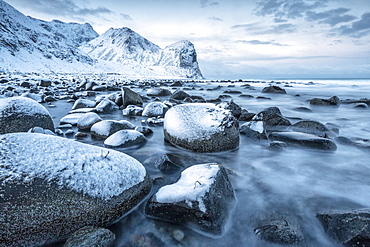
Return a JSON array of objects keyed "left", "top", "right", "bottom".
[{"left": 46, "top": 78, "right": 370, "bottom": 247}]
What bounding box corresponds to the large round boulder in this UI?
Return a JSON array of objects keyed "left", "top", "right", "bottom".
[
  {"left": 0, "top": 133, "right": 151, "bottom": 247},
  {"left": 163, "top": 103, "right": 239, "bottom": 152},
  {"left": 0, "top": 96, "right": 54, "bottom": 134}
]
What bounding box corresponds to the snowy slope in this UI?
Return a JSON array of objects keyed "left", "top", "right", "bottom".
[
  {"left": 0, "top": 0, "right": 98, "bottom": 71},
  {"left": 0, "top": 0, "right": 204, "bottom": 78}
]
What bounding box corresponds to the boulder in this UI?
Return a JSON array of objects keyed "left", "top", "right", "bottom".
[
  {"left": 72, "top": 99, "right": 96, "bottom": 110},
  {"left": 262, "top": 85, "right": 287, "bottom": 94},
  {"left": 170, "top": 89, "right": 190, "bottom": 100},
  {"left": 0, "top": 96, "right": 54, "bottom": 134},
  {"left": 121, "top": 87, "right": 143, "bottom": 108},
  {"left": 142, "top": 102, "right": 169, "bottom": 118},
  {"left": 21, "top": 92, "right": 44, "bottom": 103},
  {"left": 218, "top": 100, "right": 242, "bottom": 119},
  {"left": 63, "top": 226, "right": 115, "bottom": 247},
  {"left": 122, "top": 105, "right": 143, "bottom": 116},
  {"left": 336, "top": 136, "right": 370, "bottom": 150},
  {"left": 104, "top": 130, "right": 147, "bottom": 148},
  {"left": 147, "top": 87, "right": 172, "bottom": 96},
  {"left": 269, "top": 132, "right": 337, "bottom": 151},
  {"left": 0, "top": 133, "right": 151, "bottom": 247},
  {"left": 135, "top": 126, "right": 153, "bottom": 136},
  {"left": 145, "top": 164, "right": 235, "bottom": 235},
  {"left": 39, "top": 79, "right": 52, "bottom": 87},
  {"left": 155, "top": 153, "right": 183, "bottom": 173},
  {"left": 94, "top": 99, "right": 119, "bottom": 113},
  {"left": 317, "top": 209, "right": 370, "bottom": 246},
  {"left": 77, "top": 112, "right": 102, "bottom": 131},
  {"left": 163, "top": 103, "right": 239, "bottom": 152},
  {"left": 290, "top": 120, "right": 332, "bottom": 137},
  {"left": 60, "top": 113, "right": 84, "bottom": 126},
  {"left": 310, "top": 96, "right": 340, "bottom": 106},
  {"left": 91, "top": 120, "right": 135, "bottom": 139}
]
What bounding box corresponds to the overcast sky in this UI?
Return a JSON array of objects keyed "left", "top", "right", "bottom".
[{"left": 6, "top": 0, "right": 370, "bottom": 79}]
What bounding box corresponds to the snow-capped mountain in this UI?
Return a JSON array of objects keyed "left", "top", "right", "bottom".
[
  {"left": 0, "top": 0, "right": 203, "bottom": 79},
  {"left": 0, "top": 0, "right": 98, "bottom": 71},
  {"left": 81, "top": 27, "right": 203, "bottom": 78}
]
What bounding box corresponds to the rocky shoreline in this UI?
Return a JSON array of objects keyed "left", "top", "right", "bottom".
[{"left": 0, "top": 73, "right": 369, "bottom": 246}]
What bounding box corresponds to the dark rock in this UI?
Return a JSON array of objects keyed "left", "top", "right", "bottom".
[
  {"left": 269, "top": 132, "right": 337, "bottom": 151},
  {"left": 135, "top": 126, "right": 153, "bottom": 136},
  {"left": 170, "top": 81, "right": 183, "bottom": 87},
  {"left": 20, "top": 81, "right": 34, "bottom": 88},
  {"left": 95, "top": 99, "right": 119, "bottom": 113},
  {"left": 354, "top": 103, "right": 368, "bottom": 109},
  {"left": 63, "top": 226, "right": 115, "bottom": 247},
  {"left": 292, "top": 107, "right": 313, "bottom": 113},
  {"left": 336, "top": 136, "right": 370, "bottom": 150},
  {"left": 310, "top": 96, "right": 340, "bottom": 106},
  {"left": 85, "top": 81, "right": 98, "bottom": 90},
  {"left": 268, "top": 141, "right": 288, "bottom": 150},
  {"left": 262, "top": 85, "right": 287, "bottom": 94},
  {"left": 0, "top": 133, "right": 151, "bottom": 247},
  {"left": 145, "top": 164, "right": 235, "bottom": 235},
  {"left": 147, "top": 87, "right": 172, "bottom": 96},
  {"left": 44, "top": 95, "right": 57, "bottom": 102},
  {"left": 239, "top": 110, "right": 255, "bottom": 121},
  {"left": 155, "top": 154, "right": 183, "bottom": 173},
  {"left": 223, "top": 90, "right": 242, "bottom": 94},
  {"left": 170, "top": 89, "right": 190, "bottom": 100},
  {"left": 0, "top": 97, "right": 54, "bottom": 134},
  {"left": 39, "top": 79, "right": 52, "bottom": 87},
  {"left": 290, "top": 120, "right": 332, "bottom": 137},
  {"left": 317, "top": 209, "right": 370, "bottom": 246},
  {"left": 257, "top": 107, "right": 291, "bottom": 131},
  {"left": 239, "top": 122, "right": 264, "bottom": 140},
  {"left": 256, "top": 96, "right": 271, "bottom": 100},
  {"left": 122, "top": 105, "right": 144, "bottom": 116},
  {"left": 254, "top": 219, "right": 304, "bottom": 245},
  {"left": 121, "top": 87, "right": 144, "bottom": 108},
  {"left": 218, "top": 100, "right": 242, "bottom": 118},
  {"left": 238, "top": 94, "right": 254, "bottom": 98}
]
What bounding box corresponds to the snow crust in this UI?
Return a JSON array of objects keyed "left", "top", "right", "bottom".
[
  {"left": 155, "top": 164, "right": 220, "bottom": 212},
  {"left": 104, "top": 130, "right": 145, "bottom": 147},
  {"left": 60, "top": 113, "right": 84, "bottom": 125},
  {"left": 0, "top": 96, "right": 50, "bottom": 117},
  {"left": 91, "top": 120, "right": 135, "bottom": 137},
  {"left": 0, "top": 133, "right": 146, "bottom": 200},
  {"left": 164, "top": 103, "right": 231, "bottom": 142}
]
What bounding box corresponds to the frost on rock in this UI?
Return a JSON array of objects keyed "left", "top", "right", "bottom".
[
  {"left": 60, "top": 113, "right": 85, "bottom": 126},
  {"left": 77, "top": 112, "right": 102, "bottom": 130},
  {"left": 91, "top": 120, "right": 135, "bottom": 139},
  {"left": 163, "top": 103, "right": 239, "bottom": 152},
  {"left": 155, "top": 164, "right": 219, "bottom": 212},
  {"left": 0, "top": 133, "right": 147, "bottom": 200},
  {"left": 104, "top": 130, "right": 147, "bottom": 148},
  {"left": 142, "top": 102, "right": 169, "bottom": 117}
]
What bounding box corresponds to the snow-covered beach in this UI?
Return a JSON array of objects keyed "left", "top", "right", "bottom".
[{"left": 1, "top": 73, "right": 370, "bottom": 246}]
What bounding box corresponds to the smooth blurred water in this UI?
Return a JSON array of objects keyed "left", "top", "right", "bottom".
[{"left": 46, "top": 78, "right": 370, "bottom": 247}]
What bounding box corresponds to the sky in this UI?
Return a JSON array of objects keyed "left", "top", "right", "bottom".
[{"left": 5, "top": 0, "right": 370, "bottom": 79}]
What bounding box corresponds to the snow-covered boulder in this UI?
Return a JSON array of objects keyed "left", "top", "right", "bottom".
[
  {"left": 145, "top": 163, "right": 235, "bottom": 235},
  {"left": 0, "top": 133, "right": 151, "bottom": 247},
  {"left": 60, "top": 113, "right": 85, "bottom": 126},
  {"left": 0, "top": 96, "right": 54, "bottom": 134},
  {"left": 72, "top": 99, "right": 96, "bottom": 110},
  {"left": 122, "top": 105, "right": 143, "bottom": 116},
  {"left": 77, "top": 112, "right": 102, "bottom": 130},
  {"left": 163, "top": 103, "right": 239, "bottom": 152},
  {"left": 142, "top": 102, "right": 169, "bottom": 117},
  {"left": 104, "top": 130, "right": 147, "bottom": 148},
  {"left": 94, "top": 99, "right": 119, "bottom": 113},
  {"left": 91, "top": 120, "right": 135, "bottom": 139}
]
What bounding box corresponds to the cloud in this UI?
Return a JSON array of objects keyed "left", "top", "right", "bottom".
[
  {"left": 208, "top": 16, "right": 223, "bottom": 22},
  {"left": 120, "top": 13, "right": 133, "bottom": 21},
  {"left": 10, "top": 0, "right": 112, "bottom": 19},
  {"left": 257, "top": 23, "right": 297, "bottom": 34},
  {"left": 238, "top": 40, "right": 289, "bottom": 46},
  {"left": 306, "top": 8, "right": 357, "bottom": 26},
  {"left": 200, "top": 0, "right": 219, "bottom": 8},
  {"left": 336, "top": 12, "right": 370, "bottom": 37}
]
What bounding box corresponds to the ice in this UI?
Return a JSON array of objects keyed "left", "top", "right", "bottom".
[
  {"left": 0, "top": 133, "right": 146, "bottom": 200},
  {"left": 155, "top": 164, "right": 220, "bottom": 212}
]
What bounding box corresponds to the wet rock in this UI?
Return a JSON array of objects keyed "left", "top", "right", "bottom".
[
  {"left": 239, "top": 110, "right": 255, "bottom": 121},
  {"left": 0, "top": 96, "right": 54, "bottom": 134},
  {"left": 310, "top": 96, "right": 340, "bottom": 106},
  {"left": 20, "top": 81, "right": 34, "bottom": 88},
  {"left": 155, "top": 153, "right": 183, "bottom": 173},
  {"left": 336, "top": 136, "right": 370, "bottom": 150},
  {"left": 147, "top": 87, "right": 172, "bottom": 96},
  {"left": 317, "top": 209, "right": 370, "bottom": 247},
  {"left": 248, "top": 107, "right": 291, "bottom": 132},
  {"left": 146, "top": 117, "right": 164, "bottom": 126},
  {"left": 170, "top": 89, "right": 190, "bottom": 100},
  {"left": 223, "top": 90, "right": 242, "bottom": 94},
  {"left": 63, "top": 226, "right": 115, "bottom": 247},
  {"left": 145, "top": 164, "right": 235, "bottom": 235},
  {"left": 170, "top": 81, "right": 183, "bottom": 87},
  {"left": 290, "top": 120, "right": 333, "bottom": 137},
  {"left": 239, "top": 94, "right": 254, "bottom": 98},
  {"left": 268, "top": 141, "right": 288, "bottom": 150},
  {"left": 354, "top": 103, "right": 368, "bottom": 109},
  {"left": 269, "top": 132, "right": 337, "bottom": 151},
  {"left": 254, "top": 219, "right": 304, "bottom": 245},
  {"left": 91, "top": 120, "right": 135, "bottom": 139},
  {"left": 239, "top": 122, "right": 264, "bottom": 140},
  {"left": 121, "top": 87, "right": 144, "bottom": 108},
  {"left": 95, "top": 99, "right": 119, "bottom": 113},
  {"left": 122, "top": 105, "right": 143, "bottom": 116},
  {"left": 128, "top": 232, "right": 165, "bottom": 247},
  {"left": 218, "top": 100, "right": 242, "bottom": 118},
  {"left": 104, "top": 130, "right": 147, "bottom": 148},
  {"left": 77, "top": 112, "right": 102, "bottom": 131},
  {"left": 44, "top": 95, "right": 57, "bottom": 102},
  {"left": 39, "top": 79, "right": 52, "bottom": 87},
  {"left": 262, "top": 85, "right": 287, "bottom": 94},
  {"left": 74, "top": 132, "right": 88, "bottom": 138},
  {"left": 142, "top": 102, "right": 169, "bottom": 118},
  {"left": 72, "top": 99, "right": 96, "bottom": 110},
  {"left": 292, "top": 107, "right": 313, "bottom": 113},
  {"left": 163, "top": 103, "right": 239, "bottom": 152},
  {"left": 0, "top": 133, "right": 151, "bottom": 247}
]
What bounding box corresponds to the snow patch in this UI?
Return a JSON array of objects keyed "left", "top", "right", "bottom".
[{"left": 0, "top": 96, "right": 50, "bottom": 117}]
